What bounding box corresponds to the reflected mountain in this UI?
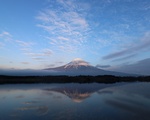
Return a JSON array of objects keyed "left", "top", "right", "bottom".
[
  {"left": 43, "top": 83, "right": 121, "bottom": 103},
  {"left": 50, "top": 88, "right": 91, "bottom": 103}
]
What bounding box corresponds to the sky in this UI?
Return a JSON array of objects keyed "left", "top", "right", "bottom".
[{"left": 0, "top": 0, "right": 150, "bottom": 75}]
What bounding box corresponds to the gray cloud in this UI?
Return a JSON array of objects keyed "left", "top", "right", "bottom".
[
  {"left": 112, "top": 54, "right": 137, "bottom": 62},
  {"left": 103, "top": 31, "right": 150, "bottom": 60},
  {"left": 46, "top": 61, "right": 65, "bottom": 68},
  {"left": 21, "top": 62, "right": 30, "bottom": 64},
  {"left": 46, "top": 64, "right": 56, "bottom": 68},
  {"left": 96, "top": 64, "right": 111, "bottom": 68},
  {"left": 56, "top": 61, "right": 64, "bottom": 64},
  {"left": 110, "top": 58, "right": 150, "bottom": 75},
  {"left": 32, "top": 57, "right": 44, "bottom": 60}
]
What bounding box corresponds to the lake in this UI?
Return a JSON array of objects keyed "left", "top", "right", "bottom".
[{"left": 0, "top": 82, "right": 150, "bottom": 120}]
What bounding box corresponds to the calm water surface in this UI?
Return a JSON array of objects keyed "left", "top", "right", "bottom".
[{"left": 0, "top": 82, "right": 150, "bottom": 120}]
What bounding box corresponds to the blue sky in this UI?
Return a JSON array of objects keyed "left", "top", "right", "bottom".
[{"left": 0, "top": 0, "right": 150, "bottom": 75}]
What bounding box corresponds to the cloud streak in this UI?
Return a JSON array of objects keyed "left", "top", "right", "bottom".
[
  {"left": 103, "top": 31, "right": 150, "bottom": 60},
  {"left": 25, "top": 49, "right": 52, "bottom": 57},
  {"left": 16, "top": 40, "right": 53, "bottom": 61},
  {"left": 21, "top": 62, "right": 30, "bottom": 64},
  {"left": 96, "top": 64, "right": 111, "bottom": 68},
  {"left": 0, "top": 31, "right": 12, "bottom": 42},
  {"left": 0, "top": 31, "right": 12, "bottom": 41},
  {"left": 112, "top": 54, "right": 137, "bottom": 62},
  {"left": 16, "top": 40, "right": 34, "bottom": 47},
  {"left": 0, "top": 31, "right": 12, "bottom": 38}
]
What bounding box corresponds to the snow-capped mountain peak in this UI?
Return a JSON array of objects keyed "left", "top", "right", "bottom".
[{"left": 64, "top": 58, "right": 90, "bottom": 69}]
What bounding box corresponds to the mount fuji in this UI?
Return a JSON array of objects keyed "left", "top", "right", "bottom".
[{"left": 45, "top": 58, "right": 133, "bottom": 76}]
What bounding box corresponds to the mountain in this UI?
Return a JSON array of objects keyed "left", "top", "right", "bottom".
[{"left": 45, "top": 58, "right": 133, "bottom": 76}]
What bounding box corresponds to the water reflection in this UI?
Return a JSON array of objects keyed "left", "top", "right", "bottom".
[
  {"left": 0, "top": 82, "right": 150, "bottom": 120},
  {"left": 17, "top": 106, "right": 49, "bottom": 116},
  {"left": 43, "top": 83, "right": 118, "bottom": 103},
  {"left": 16, "top": 95, "right": 25, "bottom": 98},
  {"left": 24, "top": 101, "right": 39, "bottom": 105},
  {"left": 97, "top": 82, "right": 150, "bottom": 120},
  {"left": 46, "top": 88, "right": 91, "bottom": 103}
]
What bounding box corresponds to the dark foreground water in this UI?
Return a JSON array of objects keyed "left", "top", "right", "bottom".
[{"left": 0, "top": 82, "right": 150, "bottom": 120}]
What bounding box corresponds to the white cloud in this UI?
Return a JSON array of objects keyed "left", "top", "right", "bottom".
[
  {"left": 0, "top": 42, "right": 4, "bottom": 48},
  {"left": 16, "top": 40, "right": 53, "bottom": 61},
  {"left": 57, "top": 36, "right": 69, "bottom": 41},
  {"left": 36, "top": 0, "right": 90, "bottom": 52},
  {"left": 0, "top": 31, "right": 52, "bottom": 65},
  {"left": 42, "top": 49, "right": 53, "bottom": 56},
  {"left": 25, "top": 53, "right": 42, "bottom": 57},
  {"left": 23, "top": 48, "right": 53, "bottom": 62},
  {"left": 0, "top": 31, "right": 12, "bottom": 37},
  {"left": 16, "top": 40, "right": 34, "bottom": 47},
  {"left": 20, "top": 48, "right": 32, "bottom": 52},
  {"left": 0, "top": 31, "right": 12, "bottom": 41}
]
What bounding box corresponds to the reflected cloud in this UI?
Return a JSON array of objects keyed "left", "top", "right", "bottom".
[
  {"left": 16, "top": 105, "right": 49, "bottom": 116},
  {"left": 99, "top": 82, "right": 150, "bottom": 118},
  {"left": 115, "top": 96, "right": 144, "bottom": 106},
  {"left": 36, "top": 106, "right": 49, "bottom": 116},
  {"left": 43, "top": 91, "right": 53, "bottom": 96},
  {"left": 15, "top": 95, "right": 24, "bottom": 99},
  {"left": 103, "top": 82, "right": 150, "bottom": 99},
  {"left": 10, "top": 111, "right": 20, "bottom": 119},
  {"left": 23, "top": 101, "right": 40, "bottom": 105},
  {"left": 16, "top": 106, "right": 38, "bottom": 111},
  {"left": 97, "top": 90, "right": 113, "bottom": 95},
  {"left": 1, "top": 96, "right": 6, "bottom": 99},
  {"left": 53, "top": 95, "right": 62, "bottom": 99},
  {"left": 106, "top": 99, "right": 141, "bottom": 113},
  {"left": 105, "top": 99, "right": 150, "bottom": 118}
]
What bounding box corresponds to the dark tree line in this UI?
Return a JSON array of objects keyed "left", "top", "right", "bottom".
[{"left": 0, "top": 75, "right": 150, "bottom": 84}]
